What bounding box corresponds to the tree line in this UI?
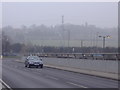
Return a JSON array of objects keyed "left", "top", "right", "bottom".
[{"left": 2, "top": 32, "right": 118, "bottom": 56}]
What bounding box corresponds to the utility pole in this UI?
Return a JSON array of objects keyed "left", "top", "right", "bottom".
[
  {"left": 103, "top": 36, "right": 105, "bottom": 49},
  {"left": 67, "top": 30, "right": 70, "bottom": 53},
  {"left": 81, "top": 40, "right": 83, "bottom": 48},
  {"left": 96, "top": 32, "right": 99, "bottom": 53},
  {"left": 62, "top": 15, "right": 65, "bottom": 48},
  {"left": 68, "top": 30, "right": 70, "bottom": 48}
]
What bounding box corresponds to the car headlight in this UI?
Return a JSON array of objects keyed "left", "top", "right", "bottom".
[{"left": 29, "top": 61, "right": 34, "bottom": 64}]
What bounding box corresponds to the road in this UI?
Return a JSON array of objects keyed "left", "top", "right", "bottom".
[{"left": 2, "top": 58, "right": 119, "bottom": 88}]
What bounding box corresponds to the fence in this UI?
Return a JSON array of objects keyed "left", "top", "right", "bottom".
[{"left": 30, "top": 53, "right": 120, "bottom": 60}]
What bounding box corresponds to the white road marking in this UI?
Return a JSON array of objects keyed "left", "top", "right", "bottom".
[
  {"left": 45, "top": 75, "right": 58, "bottom": 80},
  {"left": 0, "top": 79, "right": 12, "bottom": 89},
  {"left": 66, "top": 82, "right": 88, "bottom": 88},
  {"left": 15, "top": 60, "right": 24, "bottom": 63}
]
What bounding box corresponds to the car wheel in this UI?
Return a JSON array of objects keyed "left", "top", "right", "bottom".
[
  {"left": 28, "top": 64, "right": 31, "bottom": 68},
  {"left": 41, "top": 65, "right": 43, "bottom": 68}
]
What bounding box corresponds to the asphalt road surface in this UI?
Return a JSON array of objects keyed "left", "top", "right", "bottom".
[{"left": 2, "top": 58, "right": 119, "bottom": 88}]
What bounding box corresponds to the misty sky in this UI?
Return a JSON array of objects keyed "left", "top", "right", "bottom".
[{"left": 2, "top": 2, "right": 118, "bottom": 28}]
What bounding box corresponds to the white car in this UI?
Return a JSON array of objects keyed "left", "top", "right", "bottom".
[{"left": 25, "top": 56, "right": 43, "bottom": 68}]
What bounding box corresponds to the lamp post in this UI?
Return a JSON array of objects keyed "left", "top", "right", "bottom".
[{"left": 99, "top": 35, "right": 111, "bottom": 52}]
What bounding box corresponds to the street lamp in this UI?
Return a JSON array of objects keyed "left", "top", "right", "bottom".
[{"left": 99, "top": 35, "right": 111, "bottom": 51}]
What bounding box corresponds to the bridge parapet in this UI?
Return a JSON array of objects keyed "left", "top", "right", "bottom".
[{"left": 31, "top": 53, "right": 120, "bottom": 60}]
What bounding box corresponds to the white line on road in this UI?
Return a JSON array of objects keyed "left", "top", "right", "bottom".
[
  {"left": 66, "top": 82, "right": 88, "bottom": 88},
  {"left": 15, "top": 60, "right": 24, "bottom": 63},
  {"left": 45, "top": 75, "right": 59, "bottom": 80},
  {"left": 0, "top": 79, "right": 12, "bottom": 90}
]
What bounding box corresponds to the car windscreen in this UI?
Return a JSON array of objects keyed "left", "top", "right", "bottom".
[{"left": 28, "top": 56, "right": 40, "bottom": 61}]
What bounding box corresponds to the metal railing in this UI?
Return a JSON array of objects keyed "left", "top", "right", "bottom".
[{"left": 29, "top": 53, "right": 120, "bottom": 60}]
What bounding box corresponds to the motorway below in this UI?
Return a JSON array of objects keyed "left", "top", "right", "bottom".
[{"left": 2, "top": 58, "right": 119, "bottom": 88}]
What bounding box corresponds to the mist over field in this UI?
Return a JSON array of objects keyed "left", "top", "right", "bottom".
[{"left": 2, "top": 23, "right": 118, "bottom": 48}]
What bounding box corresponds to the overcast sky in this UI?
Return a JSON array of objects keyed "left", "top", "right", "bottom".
[{"left": 2, "top": 2, "right": 118, "bottom": 28}]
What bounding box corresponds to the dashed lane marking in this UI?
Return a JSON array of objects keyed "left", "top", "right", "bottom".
[
  {"left": 66, "top": 82, "right": 88, "bottom": 88},
  {"left": 45, "top": 75, "right": 59, "bottom": 80},
  {"left": 15, "top": 60, "right": 24, "bottom": 63}
]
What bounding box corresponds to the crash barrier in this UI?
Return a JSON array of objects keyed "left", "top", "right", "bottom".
[
  {"left": 43, "top": 57, "right": 118, "bottom": 74},
  {"left": 32, "top": 53, "right": 120, "bottom": 60}
]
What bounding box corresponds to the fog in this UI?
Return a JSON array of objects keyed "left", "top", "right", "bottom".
[
  {"left": 2, "top": 2, "right": 117, "bottom": 28},
  {"left": 1, "top": 2, "right": 118, "bottom": 48}
]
